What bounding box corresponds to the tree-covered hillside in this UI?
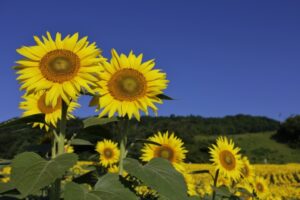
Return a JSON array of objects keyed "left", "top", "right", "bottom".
[{"left": 0, "top": 114, "right": 280, "bottom": 162}]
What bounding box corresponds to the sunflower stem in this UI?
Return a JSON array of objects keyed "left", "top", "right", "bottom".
[
  {"left": 58, "top": 101, "right": 68, "bottom": 155},
  {"left": 51, "top": 133, "right": 57, "bottom": 159},
  {"left": 51, "top": 100, "right": 68, "bottom": 200},
  {"left": 212, "top": 169, "right": 219, "bottom": 200},
  {"left": 119, "top": 118, "right": 129, "bottom": 175}
]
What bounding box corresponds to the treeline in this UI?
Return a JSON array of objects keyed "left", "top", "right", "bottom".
[
  {"left": 136, "top": 114, "right": 279, "bottom": 136},
  {"left": 272, "top": 115, "right": 300, "bottom": 149},
  {"left": 0, "top": 114, "right": 280, "bottom": 162}
]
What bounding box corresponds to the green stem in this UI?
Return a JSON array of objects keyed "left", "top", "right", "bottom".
[
  {"left": 51, "top": 133, "right": 57, "bottom": 159},
  {"left": 212, "top": 169, "right": 219, "bottom": 200},
  {"left": 58, "top": 101, "right": 68, "bottom": 155},
  {"left": 119, "top": 119, "right": 129, "bottom": 176},
  {"left": 50, "top": 101, "right": 68, "bottom": 200}
]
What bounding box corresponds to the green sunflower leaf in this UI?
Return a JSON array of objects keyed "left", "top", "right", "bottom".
[
  {"left": 0, "top": 114, "right": 45, "bottom": 130},
  {"left": 64, "top": 182, "right": 102, "bottom": 200},
  {"left": 83, "top": 117, "right": 118, "bottom": 128},
  {"left": 71, "top": 138, "right": 93, "bottom": 146},
  {"left": 124, "top": 158, "right": 192, "bottom": 200},
  {"left": 94, "top": 173, "right": 138, "bottom": 200},
  {"left": 65, "top": 174, "right": 138, "bottom": 200},
  {"left": 156, "top": 94, "right": 173, "bottom": 100},
  {"left": 11, "top": 152, "right": 78, "bottom": 198}
]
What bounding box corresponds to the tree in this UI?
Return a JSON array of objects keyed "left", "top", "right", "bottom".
[{"left": 273, "top": 115, "right": 300, "bottom": 149}]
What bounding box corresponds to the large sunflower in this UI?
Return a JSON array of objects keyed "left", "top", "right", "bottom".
[
  {"left": 15, "top": 32, "right": 104, "bottom": 107},
  {"left": 19, "top": 91, "right": 79, "bottom": 130},
  {"left": 209, "top": 136, "right": 242, "bottom": 181},
  {"left": 95, "top": 49, "right": 169, "bottom": 120},
  {"left": 140, "top": 131, "right": 187, "bottom": 164},
  {"left": 253, "top": 176, "right": 269, "bottom": 199},
  {"left": 95, "top": 139, "right": 120, "bottom": 167}
]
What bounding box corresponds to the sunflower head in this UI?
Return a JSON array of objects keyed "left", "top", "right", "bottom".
[
  {"left": 94, "top": 49, "right": 169, "bottom": 120},
  {"left": 140, "top": 131, "right": 187, "bottom": 164},
  {"left": 241, "top": 156, "right": 254, "bottom": 182},
  {"left": 209, "top": 136, "right": 242, "bottom": 181},
  {"left": 235, "top": 182, "right": 254, "bottom": 200},
  {"left": 15, "top": 32, "right": 104, "bottom": 107},
  {"left": 64, "top": 145, "right": 74, "bottom": 153},
  {"left": 96, "top": 139, "right": 120, "bottom": 167},
  {"left": 253, "top": 176, "right": 269, "bottom": 199},
  {"left": 19, "top": 91, "right": 79, "bottom": 130}
]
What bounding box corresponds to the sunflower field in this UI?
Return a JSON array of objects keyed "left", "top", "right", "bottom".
[{"left": 0, "top": 32, "right": 299, "bottom": 200}]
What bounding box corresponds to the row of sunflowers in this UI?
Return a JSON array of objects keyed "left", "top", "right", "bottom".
[{"left": 2, "top": 132, "right": 299, "bottom": 199}]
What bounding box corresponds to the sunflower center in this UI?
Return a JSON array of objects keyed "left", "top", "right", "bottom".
[
  {"left": 156, "top": 146, "right": 174, "bottom": 161},
  {"left": 256, "top": 183, "right": 264, "bottom": 192},
  {"left": 103, "top": 148, "right": 113, "bottom": 159},
  {"left": 108, "top": 68, "right": 147, "bottom": 101},
  {"left": 219, "top": 150, "right": 236, "bottom": 170},
  {"left": 241, "top": 165, "right": 249, "bottom": 177},
  {"left": 37, "top": 94, "right": 61, "bottom": 113},
  {"left": 40, "top": 50, "right": 80, "bottom": 83}
]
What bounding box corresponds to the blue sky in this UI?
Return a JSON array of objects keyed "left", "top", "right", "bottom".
[{"left": 0, "top": 0, "right": 299, "bottom": 122}]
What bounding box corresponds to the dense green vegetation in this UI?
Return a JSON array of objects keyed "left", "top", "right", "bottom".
[
  {"left": 0, "top": 114, "right": 289, "bottom": 163},
  {"left": 273, "top": 115, "right": 300, "bottom": 149}
]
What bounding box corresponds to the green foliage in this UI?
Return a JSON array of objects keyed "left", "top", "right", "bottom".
[
  {"left": 0, "top": 182, "right": 15, "bottom": 194},
  {"left": 93, "top": 173, "right": 137, "bottom": 200},
  {"left": 65, "top": 182, "right": 102, "bottom": 200},
  {"left": 83, "top": 117, "right": 118, "bottom": 128},
  {"left": 0, "top": 114, "right": 46, "bottom": 130},
  {"left": 0, "top": 115, "right": 281, "bottom": 162},
  {"left": 65, "top": 173, "right": 138, "bottom": 200},
  {"left": 273, "top": 115, "right": 300, "bottom": 149},
  {"left": 124, "top": 158, "right": 191, "bottom": 200},
  {"left": 11, "top": 152, "right": 78, "bottom": 197},
  {"left": 71, "top": 138, "right": 93, "bottom": 146}
]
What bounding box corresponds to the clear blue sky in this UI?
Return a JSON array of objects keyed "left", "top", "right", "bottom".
[{"left": 0, "top": 0, "right": 299, "bottom": 122}]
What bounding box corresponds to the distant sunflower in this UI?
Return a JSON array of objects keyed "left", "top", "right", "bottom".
[
  {"left": 19, "top": 91, "right": 79, "bottom": 130},
  {"left": 241, "top": 156, "right": 255, "bottom": 182},
  {"left": 15, "top": 32, "right": 104, "bottom": 107},
  {"left": 64, "top": 144, "right": 74, "bottom": 153},
  {"left": 140, "top": 131, "right": 187, "bottom": 164},
  {"left": 95, "top": 49, "right": 169, "bottom": 120},
  {"left": 107, "top": 165, "right": 119, "bottom": 174},
  {"left": 235, "top": 182, "right": 254, "bottom": 200},
  {"left": 96, "top": 139, "right": 120, "bottom": 167},
  {"left": 209, "top": 136, "right": 242, "bottom": 181},
  {"left": 253, "top": 176, "right": 269, "bottom": 199}
]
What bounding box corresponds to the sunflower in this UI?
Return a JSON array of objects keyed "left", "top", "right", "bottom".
[
  {"left": 241, "top": 156, "right": 255, "bottom": 182},
  {"left": 217, "top": 176, "right": 231, "bottom": 187},
  {"left": 209, "top": 136, "right": 242, "bottom": 181},
  {"left": 94, "top": 49, "right": 169, "bottom": 120},
  {"left": 96, "top": 139, "right": 120, "bottom": 167},
  {"left": 140, "top": 131, "right": 187, "bottom": 164},
  {"left": 235, "top": 182, "right": 254, "bottom": 200},
  {"left": 15, "top": 32, "right": 104, "bottom": 107},
  {"left": 253, "top": 176, "right": 269, "bottom": 199},
  {"left": 19, "top": 91, "right": 79, "bottom": 130},
  {"left": 64, "top": 145, "right": 74, "bottom": 153},
  {"left": 20, "top": 91, "right": 79, "bottom": 129}
]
